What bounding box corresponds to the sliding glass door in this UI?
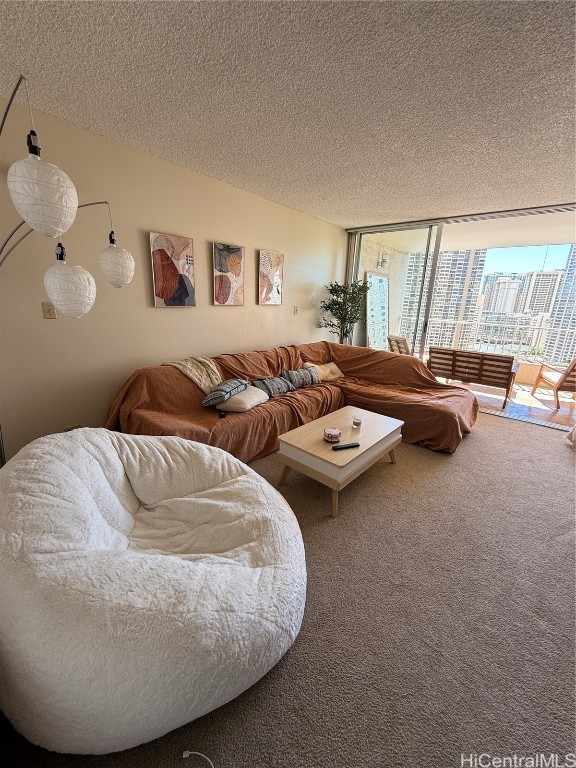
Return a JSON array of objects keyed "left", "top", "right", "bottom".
[{"left": 351, "top": 224, "right": 439, "bottom": 356}]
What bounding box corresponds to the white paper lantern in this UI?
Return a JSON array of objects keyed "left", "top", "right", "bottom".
[
  {"left": 99, "top": 244, "right": 135, "bottom": 288},
  {"left": 7, "top": 154, "right": 78, "bottom": 238},
  {"left": 44, "top": 261, "right": 96, "bottom": 318}
]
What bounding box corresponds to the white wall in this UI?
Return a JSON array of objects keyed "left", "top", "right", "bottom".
[{"left": 0, "top": 103, "right": 346, "bottom": 458}]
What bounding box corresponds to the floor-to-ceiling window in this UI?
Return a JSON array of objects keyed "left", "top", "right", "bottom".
[{"left": 349, "top": 206, "right": 576, "bottom": 365}]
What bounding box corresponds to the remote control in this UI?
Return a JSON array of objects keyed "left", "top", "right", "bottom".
[{"left": 332, "top": 442, "right": 360, "bottom": 451}]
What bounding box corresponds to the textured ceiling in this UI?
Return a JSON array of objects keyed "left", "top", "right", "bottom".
[{"left": 0, "top": 1, "right": 574, "bottom": 229}]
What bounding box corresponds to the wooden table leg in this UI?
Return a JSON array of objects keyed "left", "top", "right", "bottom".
[
  {"left": 330, "top": 489, "right": 339, "bottom": 518},
  {"left": 388, "top": 449, "right": 396, "bottom": 464},
  {"left": 279, "top": 466, "right": 292, "bottom": 485}
]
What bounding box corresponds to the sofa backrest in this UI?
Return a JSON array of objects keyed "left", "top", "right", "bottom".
[
  {"left": 297, "top": 341, "right": 333, "bottom": 364},
  {"left": 213, "top": 345, "right": 304, "bottom": 380}
]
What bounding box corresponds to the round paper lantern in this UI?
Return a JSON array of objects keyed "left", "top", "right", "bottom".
[
  {"left": 99, "top": 244, "right": 135, "bottom": 288},
  {"left": 7, "top": 154, "right": 78, "bottom": 238},
  {"left": 44, "top": 262, "right": 96, "bottom": 318}
]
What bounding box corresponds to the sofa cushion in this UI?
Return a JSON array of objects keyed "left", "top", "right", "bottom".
[
  {"left": 202, "top": 378, "right": 249, "bottom": 407},
  {"left": 251, "top": 377, "right": 296, "bottom": 397},
  {"left": 304, "top": 361, "right": 344, "bottom": 382},
  {"left": 216, "top": 386, "right": 269, "bottom": 412},
  {"left": 281, "top": 367, "right": 320, "bottom": 389}
]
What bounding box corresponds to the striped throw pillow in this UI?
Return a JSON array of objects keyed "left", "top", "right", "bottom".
[
  {"left": 251, "top": 377, "right": 296, "bottom": 397},
  {"left": 281, "top": 367, "right": 320, "bottom": 389},
  {"left": 202, "top": 378, "right": 249, "bottom": 407}
]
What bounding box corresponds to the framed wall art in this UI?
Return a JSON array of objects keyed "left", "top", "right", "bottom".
[
  {"left": 150, "top": 232, "right": 195, "bottom": 307},
  {"left": 213, "top": 242, "right": 245, "bottom": 305},
  {"left": 258, "top": 249, "right": 284, "bottom": 305}
]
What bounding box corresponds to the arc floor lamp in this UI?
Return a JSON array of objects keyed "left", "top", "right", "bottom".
[{"left": 0, "top": 74, "right": 136, "bottom": 466}]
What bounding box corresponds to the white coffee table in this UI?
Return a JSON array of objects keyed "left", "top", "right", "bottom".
[{"left": 277, "top": 406, "right": 404, "bottom": 517}]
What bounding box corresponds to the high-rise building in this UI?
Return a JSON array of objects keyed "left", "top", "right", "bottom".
[
  {"left": 481, "top": 272, "right": 524, "bottom": 294},
  {"left": 397, "top": 252, "right": 427, "bottom": 344},
  {"left": 482, "top": 272, "right": 503, "bottom": 293},
  {"left": 483, "top": 276, "right": 523, "bottom": 314},
  {"left": 544, "top": 245, "right": 576, "bottom": 365},
  {"left": 399, "top": 249, "right": 486, "bottom": 348},
  {"left": 515, "top": 269, "right": 564, "bottom": 314},
  {"left": 366, "top": 272, "right": 389, "bottom": 349}
]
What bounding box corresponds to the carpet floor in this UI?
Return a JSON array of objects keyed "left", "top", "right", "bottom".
[{"left": 2, "top": 413, "right": 575, "bottom": 768}]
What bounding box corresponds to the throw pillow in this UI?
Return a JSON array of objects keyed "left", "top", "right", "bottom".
[
  {"left": 303, "top": 361, "right": 344, "bottom": 381},
  {"left": 202, "top": 378, "right": 249, "bottom": 407},
  {"left": 216, "top": 386, "right": 270, "bottom": 412},
  {"left": 251, "top": 377, "right": 296, "bottom": 397},
  {"left": 281, "top": 367, "right": 320, "bottom": 389}
]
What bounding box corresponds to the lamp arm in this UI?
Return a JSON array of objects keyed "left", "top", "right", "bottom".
[
  {"left": 0, "top": 74, "right": 36, "bottom": 139},
  {"left": 0, "top": 201, "right": 113, "bottom": 269},
  {"left": 0, "top": 220, "right": 27, "bottom": 259},
  {"left": 78, "top": 200, "right": 114, "bottom": 231},
  {"left": 0, "top": 227, "right": 33, "bottom": 269},
  {"left": 0, "top": 75, "right": 25, "bottom": 138}
]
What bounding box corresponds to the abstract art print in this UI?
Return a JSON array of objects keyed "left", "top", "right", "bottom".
[
  {"left": 258, "top": 250, "right": 284, "bottom": 305},
  {"left": 150, "top": 232, "right": 195, "bottom": 307},
  {"left": 213, "top": 242, "right": 245, "bottom": 305}
]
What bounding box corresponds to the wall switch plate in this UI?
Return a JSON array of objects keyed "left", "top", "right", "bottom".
[
  {"left": 293, "top": 305, "right": 299, "bottom": 315},
  {"left": 42, "top": 301, "right": 57, "bottom": 319}
]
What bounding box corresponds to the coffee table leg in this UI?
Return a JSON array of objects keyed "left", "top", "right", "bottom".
[
  {"left": 389, "top": 449, "right": 396, "bottom": 464},
  {"left": 331, "top": 489, "right": 339, "bottom": 518},
  {"left": 279, "top": 466, "right": 292, "bottom": 485}
]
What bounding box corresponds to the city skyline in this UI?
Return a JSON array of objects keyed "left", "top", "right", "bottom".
[
  {"left": 394, "top": 245, "right": 575, "bottom": 365},
  {"left": 483, "top": 243, "right": 571, "bottom": 275}
]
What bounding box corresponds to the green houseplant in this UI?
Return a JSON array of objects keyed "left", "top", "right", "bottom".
[{"left": 319, "top": 280, "right": 370, "bottom": 344}]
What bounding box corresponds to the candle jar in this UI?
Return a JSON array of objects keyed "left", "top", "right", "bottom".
[
  {"left": 352, "top": 415, "right": 363, "bottom": 428},
  {"left": 323, "top": 428, "right": 341, "bottom": 443}
]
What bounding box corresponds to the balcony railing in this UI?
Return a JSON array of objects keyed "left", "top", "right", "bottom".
[{"left": 400, "top": 317, "right": 572, "bottom": 364}]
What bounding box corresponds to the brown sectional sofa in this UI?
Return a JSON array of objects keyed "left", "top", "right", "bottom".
[{"left": 106, "top": 341, "right": 479, "bottom": 462}]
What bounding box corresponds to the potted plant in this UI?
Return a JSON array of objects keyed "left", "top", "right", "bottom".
[{"left": 319, "top": 280, "right": 370, "bottom": 344}]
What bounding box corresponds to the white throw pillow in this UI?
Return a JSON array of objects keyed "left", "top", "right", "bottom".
[
  {"left": 216, "top": 385, "right": 270, "bottom": 412},
  {"left": 303, "top": 361, "right": 344, "bottom": 381}
]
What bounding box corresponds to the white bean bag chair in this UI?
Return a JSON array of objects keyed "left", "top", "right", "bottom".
[{"left": 0, "top": 428, "right": 306, "bottom": 754}]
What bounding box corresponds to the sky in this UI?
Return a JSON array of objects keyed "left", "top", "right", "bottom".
[{"left": 483, "top": 243, "right": 572, "bottom": 275}]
